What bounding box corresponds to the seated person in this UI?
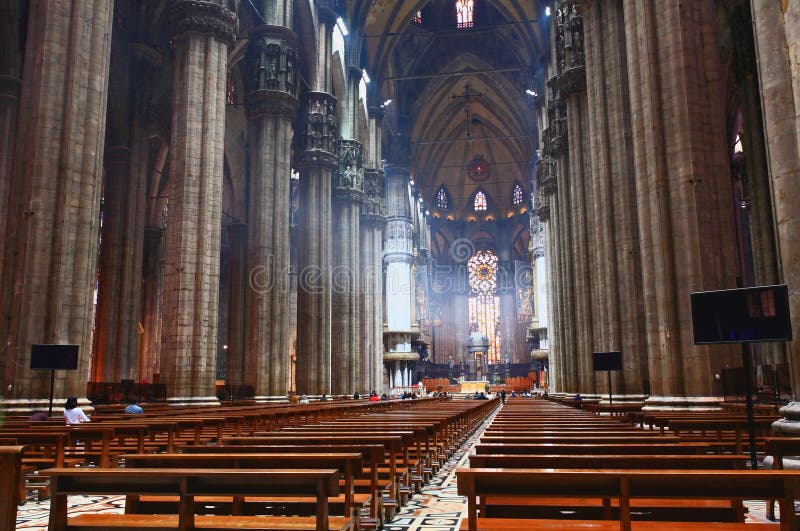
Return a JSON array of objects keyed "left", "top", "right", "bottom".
[
  {"left": 319, "top": 394, "right": 329, "bottom": 401},
  {"left": 289, "top": 393, "right": 300, "bottom": 405},
  {"left": 299, "top": 394, "right": 310, "bottom": 405},
  {"left": 124, "top": 400, "right": 144, "bottom": 414},
  {"left": 63, "top": 396, "right": 90, "bottom": 424},
  {"left": 29, "top": 411, "right": 48, "bottom": 421}
]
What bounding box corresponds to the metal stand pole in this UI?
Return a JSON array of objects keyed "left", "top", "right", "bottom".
[
  {"left": 48, "top": 369, "right": 55, "bottom": 417},
  {"left": 607, "top": 370, "right": 613, "bottom": 405}
]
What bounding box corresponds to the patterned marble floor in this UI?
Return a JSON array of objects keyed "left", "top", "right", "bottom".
[{"left": 12, "top": 405, "right": 785, "bottom": 529}]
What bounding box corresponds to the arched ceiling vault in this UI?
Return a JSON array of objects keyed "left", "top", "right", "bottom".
[{"left": 347, "top": 0, "right": 547, "bottom": 221}]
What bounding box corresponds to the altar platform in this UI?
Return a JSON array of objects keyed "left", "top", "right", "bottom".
[{"left": 460, "top": 380, "right": 489, "bottom": 394}]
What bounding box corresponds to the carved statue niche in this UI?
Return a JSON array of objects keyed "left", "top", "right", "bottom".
[{"left": 266, "top": 43, "right": 281, "bottom": 90}]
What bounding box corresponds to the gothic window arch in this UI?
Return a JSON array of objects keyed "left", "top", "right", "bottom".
[
  {"left": 512, "top": 183, "right": 524, "bottom": 205},
  {"left": 435, "top": 185, "right": 450, "bottom": 209},
  {"left": 456, "top": 0, "right": 474, "bottom": 28},
  {"left": 473, "top": 189, "right": 488, "bottom": 212}
]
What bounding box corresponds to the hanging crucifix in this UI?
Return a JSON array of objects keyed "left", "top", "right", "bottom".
[{"left": 450, "top": 82, "right": 483, "bottom": 140}]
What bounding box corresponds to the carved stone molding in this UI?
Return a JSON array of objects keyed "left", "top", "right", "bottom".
[
  {"left": 535, "top": 190, "right": 551, "bottom": 222},
  {"left": 245, "top": 25, "right": 299, "bottom": 119},
  {"left": 334, "top": 139, "right": 365, "bottom": 200},
  {"left": 297, "top": 91, "right": 339, "bottom": 167},
  {"left": 555, "top": 0, "right": 586, "bottom": 95},
  {"left": 536, "top": 157, "right": 557, "bottom": 196},
  {"left": 361, "top": 168, "right": 386, "bottom": 227},
  {"left": 168, "top": 0, "right": 237, "bottom": 45},
  {"left": 382, "top": 252, "right": 415, "bottom": 265}
]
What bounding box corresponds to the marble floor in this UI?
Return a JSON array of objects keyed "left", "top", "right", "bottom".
[{"left": 13, "top": 407, "right": 783, "bottom": 529}]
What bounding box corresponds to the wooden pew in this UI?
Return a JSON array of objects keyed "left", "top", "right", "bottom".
[
  {"left": 122, "top": 452, "right": 366, "bottom": 526},
  {"left": 457, "top": 468, "right": 799, "bottom": 531},
  {"left": 765, "top": 437, "right": 800, "bottom": 520},
  {"left": 468, "top": 454, "right": 749, "bottom": 522},
  {"left": 181, "top": 443, "right": 385, "bottom": 524},
  {"left": 223, "top": 433, "right": 410, "bottom": 508},
  {"left": 0, "top": 446, "right": 24, "bottom": 530},
  {"left": 474, "top": 442, "right": 738, "bottom": 455},
  {"left": 44, "top": 467, "right": 352, "bottom": 531}
]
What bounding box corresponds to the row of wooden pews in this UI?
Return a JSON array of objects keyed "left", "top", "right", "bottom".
[
  {"left": 40, "top": 396, "right": 500, "bottom": 531},
  {"left": 457, "top": 397, "right": 800, "bottom": 531}
]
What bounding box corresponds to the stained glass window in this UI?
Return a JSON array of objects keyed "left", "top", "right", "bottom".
[
  {"left": 413, "top": 10, "right": 422, "bottom": 24},
  {"left": 435, "top": 186, "right": 449, "bottom": 209},
  {"left": 473, "top": 190, "right": 487, "bottom": 211},
  {"left": 512, "top": 184, "right": 524, "bottom": 205},
  {"left": 456, "top": 0, "right": 474, "bottom": 28},
  {"left": 468, "top": 250, "right": 501, "bottom": 363}
]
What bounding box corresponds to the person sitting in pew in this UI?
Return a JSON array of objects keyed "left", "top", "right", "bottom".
[
  {"left": 124, "top": 400, "right": 143, "bottom": 414},
  {"left": 64, "top": 397, "right": 90, "bottom": 424}
]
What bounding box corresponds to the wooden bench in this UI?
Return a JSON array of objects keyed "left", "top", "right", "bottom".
[
  {"left": 457, "top": 468, "right": 799, "bottom": 531},
  {"left": 180, "top": 443, "right": 385, "bottom": 524},
  {"left": 0, "top": 446, "right": 24, "bottom": 530},
  {"left": 468, "top": 454, "right": 749, "bottom": 522},
  {"left": 44, "top": 467, "right": 353, "bottom": 531},
  {"left": 765, "top": 437, "right": 800, "bottom": 520},
  {"left": 122, "top": 452, "right": 366, "bottom": 526},
  {"left": 474, "top": 442, "right": 738, "bottom": 455}
]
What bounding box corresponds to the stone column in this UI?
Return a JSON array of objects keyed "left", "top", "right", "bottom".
[
  {"left": 139, "top": 227, "right": 165, "bottom": 383},
  {"left": 583, "top": 0, "right": 647, "bottom": 398},
  {"left": 0, "top": 0, "right": 113, "bottom": 407},
  {"left": 159, "top": 0, "right": 236, "bottom": 404},
  {"left": 0, "top": 4, "right": 24, "bottom": 289},
  {"left": 94, "top": 43, "right": 161, "bottom": 383},
  {"left": 556, "top": 1, "right": 595, "bottom": 394},
  {"left": 242, "top": 24, "right": 298, "bottom": 398},
  {"left": 332, "top": 138, "right": 363, "bottom": 394},
  {"left": 750, "top": 1, "right": 800, "bottom": 395},
  {"left": 226, "top": 222, "right": 247, "bottom": 387},
  {"left": 623, "top": 0, "right": 739, "bottom": 404},
  {"left": 383, "top": 164, "right": 419, "bottom": 387},
  {"left": 295, "top": 90, "right": 338, "bottom": 395},
  {"left": 360, "top": 104, "right": 386, "bottom": 393}
]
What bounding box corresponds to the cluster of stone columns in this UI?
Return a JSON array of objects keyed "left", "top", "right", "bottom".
[
  {"left": 0, "top": 0, "right": 389, "bottom": 408},
  {"left": 538, "top": 0, "right": 756, "bottom": 405},
  {"left": 0, "top": 0, "right": 115, "bottom": 406}
]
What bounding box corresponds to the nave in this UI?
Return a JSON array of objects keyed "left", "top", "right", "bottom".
[{"left": 7, "top": 396, "right": 791, "bottom": 530}]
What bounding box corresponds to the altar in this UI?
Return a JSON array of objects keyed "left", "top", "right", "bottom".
[{"left": 460, "top": 380, "right": 489, "bottom": 394}]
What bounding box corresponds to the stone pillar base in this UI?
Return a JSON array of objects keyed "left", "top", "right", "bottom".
[
  {"left": 0, "top": 397, "right": 94, "bottom": 416},
  {"left": 771, "top": 402, "right": 800, "bottom": 436},
  {"left": 599, "top": 394, "right": 648, "bottom": 404},
  {"left": 166, "top": 396, "right": 221, "bottom": 407},
  {"left": 642, "top": 395, "right": 724, "bottom": 411},
  {"left": 253, "top": 395, "right": 291, "bottom": 403}
]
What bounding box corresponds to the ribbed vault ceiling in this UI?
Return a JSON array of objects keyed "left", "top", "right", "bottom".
[{"left": 349, "top": 0, "right": 548, "bottom": 221}]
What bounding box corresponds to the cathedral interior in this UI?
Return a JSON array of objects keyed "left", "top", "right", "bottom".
[{"left": 0, "top": 0, "right": 799, "bottom": 412}]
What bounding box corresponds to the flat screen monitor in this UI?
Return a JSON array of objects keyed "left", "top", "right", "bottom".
[
  {"left": 593, "top": 351, "right": 622, "bottom": 372},
  {"left": 690, "top": 285, "right": 792, "bottom": 344},
  {"left": 30, "top": 344, "right": 79, "bottom": 370}
]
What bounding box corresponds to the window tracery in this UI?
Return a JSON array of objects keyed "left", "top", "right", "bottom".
[
  {"left": 435, "top": 186, "right": 449, "bottom": 209},
  {"left": 468, "top": 250, "right": 501, "bottom": 363},
  {"left": 456, "top": 0, "right": 474, "bottom": 28},
  {"left": 512, "top": 184, "right": 524, "bottom": 205},
  {"left": 473, "top": 190, "right": 488, "bottom": 211}
]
